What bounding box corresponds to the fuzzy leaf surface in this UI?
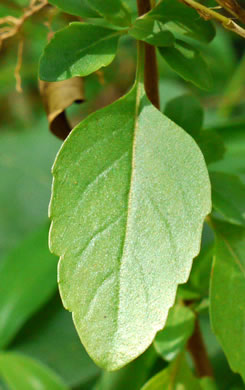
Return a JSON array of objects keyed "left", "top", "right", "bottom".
[
  {"left": 210, "top": 220, "right": 245, "bottom": 382},
  {"left": 39, "top": 23, "right": 120, "bottom": 82},
  {"left": 49, "top": 83, "right": 211, "bottom": 370}
]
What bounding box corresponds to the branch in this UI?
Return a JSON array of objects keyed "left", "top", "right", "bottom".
[
  {"left": 15, "top": 39, "right": 24, "bottom": 93},
  {"left": 0, "top": 0, "right": 48, "bottom": 44},
  {"left": 180, "top": 0, "right": 245, "bottom": 38},
  {"left": 188, "top": 318, "right": 214, "bottom": 377},
  {"left": 215, "top": 0, "right": 245, "bottom": 24},
  {"left": 0, "top": 0, "right": 48, "bottom": 92},
  {"left": 137, "top": 0, "right": 160, "bottom": 109}
]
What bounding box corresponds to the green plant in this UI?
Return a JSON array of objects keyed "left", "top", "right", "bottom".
[{"left": 1, "top": 0, "right": 245, "bottom": 389}]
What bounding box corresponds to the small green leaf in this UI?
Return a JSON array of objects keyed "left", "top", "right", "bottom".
[
  {"left": 210, "top": 172, "right": 245, "bottom": 227},
  {"left": 163, "top": 96, "right": 224, "bottom": 165},
  {"left": 196, "top": 131, "right": 225, "bottom": 166},
  {"left": 185, "top": 244, "right": 214, "bottom": 299},
  {"left": 159, "top": 41, "right": 212, "bottom": 90},
  {"left": 154, "top": 304, "right": 195, "bottom": 361},
  {"left": 49, "top": 79, "right": 211, "bottom": 370},
  {"left": 39, "top": 23, "right": 121, "bottom": 82},
  {"left": 48, "top": 0, "right": 100, "bottom": 18},
  {"left": 129, "top": 18, "right": 175, "bottom": 47},
  {"left": 164, "top": 95, "right": 203, "bottom": 137},
  {"left": 208, "top": 121, "right": 245, "bottom": 174},
  {"left": 210, "top": 219, "right": 245, "bottom": 382},
  {"left": 141, "top": 354, "right": 202, "bottom": 389},
  {"left": 0, "top": 353, "right": 68, "bottom": 390},
  {"left": 88, "top": 0, "right": 131, "bottom": 27},
  {"left": 0, "top": 224, "right": 57, "bottom": 349},
  {"left": 48, "top": 0, "right": 131, "bottom": 26},
  {"left": 149, "top": 0, "right": 215, "bottom": 43}
]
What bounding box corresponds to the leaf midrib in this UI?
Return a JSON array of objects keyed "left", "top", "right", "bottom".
[{"left": 114, "top": 81, "right": 144, "bottom": 346}]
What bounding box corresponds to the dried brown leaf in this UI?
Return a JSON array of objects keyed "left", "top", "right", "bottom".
[{"left": 39, "top": 77, "right": 85, "bottom": 140}]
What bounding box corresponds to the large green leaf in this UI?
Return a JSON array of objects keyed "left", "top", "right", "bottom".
[
  {"left": 141, "top": 354, "right": 202, "bottom": 389},
  {"left": 0, "top": 353, "right": 67, "bottom": 390},
  {"left": 48, "top": 0, "right": 131, "bottom": 26},
  {"left": 154, "top": 304, "right": 195, "bottom": 361},
  {"left": 159, "top": 41, "right": 212, "bottom": 90},
  {"left": 49, "top": 79, "right": 211, "bottom": 370},
  {"left": 0, "top": 224, "right": 57, "bottom": 349},
  {"left": 210, "top": 220, "right": 245, "bottom": 382},
  {"left": 149, "top": 0, "right": 215, "bottom": 43},
  {"left": 39, "top": 23, "right": 121, "bottom": 82},
  {"left": 10, "top": 295, "right": 99, "bottom": 388},
  {"left": 210, "top": 172, "right": 245, "bottom": 227}
]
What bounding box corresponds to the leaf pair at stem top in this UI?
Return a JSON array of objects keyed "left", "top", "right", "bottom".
[{"left": 40, "top": 0, "right": 215, "bottom": 90}]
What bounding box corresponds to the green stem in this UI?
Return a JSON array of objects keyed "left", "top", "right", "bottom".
[{"left": 180, "top": 0, "right": 245, "bottom": 38}]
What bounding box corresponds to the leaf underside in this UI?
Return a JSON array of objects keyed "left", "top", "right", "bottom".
[{"left": 49, "top": 83, "right": 211, "bottom": 370}]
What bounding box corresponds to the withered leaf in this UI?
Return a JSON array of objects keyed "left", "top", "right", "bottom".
[{"left": 39, "top": 77, "right": 84, "bottom": 140}]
